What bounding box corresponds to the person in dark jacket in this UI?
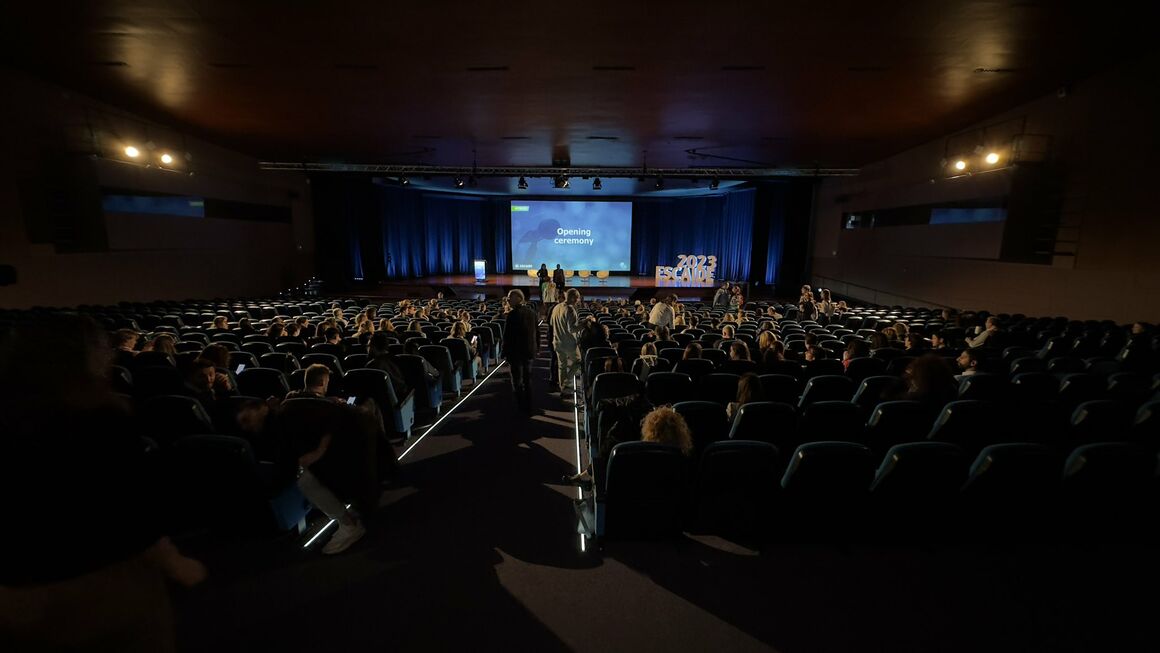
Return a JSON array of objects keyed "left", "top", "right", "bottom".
[
  {"left": 504, "top": 289, "right": 540, "bottom": 414},
  {"left": 552, "top": 264, "right": 566, "bottom": 293}
]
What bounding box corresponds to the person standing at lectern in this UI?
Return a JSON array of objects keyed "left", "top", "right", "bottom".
[
  {"left": 504, "top": 289, "right": 539, "bottom": 414},
  {"left": 537, "top": 263, "right": 550, "bottom": 302},
  {"left": 552, "top": 264, "right": 566, "bottom": 293},
  {"left": 550, "top": 288, "right": 583, "bottom": 396}
]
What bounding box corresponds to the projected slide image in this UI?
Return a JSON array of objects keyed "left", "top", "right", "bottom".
[{"left": 510, "top": 200, "right": 632, "bottom": 271}]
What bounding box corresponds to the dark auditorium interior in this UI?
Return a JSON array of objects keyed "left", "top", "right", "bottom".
[{"left": 3, "top": 2, "right": 1160, "bottom": 652}]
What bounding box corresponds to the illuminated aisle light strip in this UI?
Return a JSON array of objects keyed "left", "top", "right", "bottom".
[
  {"left": 303, "top": 503, "right": 352, "bottom": 549},
  {"left": 573, "top": 374, "right": 586, "bottom": 553},
  {"left": 303, "top": 361, "right": 507, "bottom": 550},
  {"left": 398, "top": 360, "right": 508, "bottom": 461}
]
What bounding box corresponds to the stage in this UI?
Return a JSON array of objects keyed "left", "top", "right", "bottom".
[{"left": 337, "top": 273, "right": 722, "bottom": 302}]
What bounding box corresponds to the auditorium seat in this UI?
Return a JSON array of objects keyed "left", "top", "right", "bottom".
[
  {"left": 237, "top": 367, "right": 290, "bottom": 400},
  {"left": 1070, "top": 400, "right": 1134, "bottom": 446},
  {"left": 343, "top": 353, "right": 370, "bottom": 370},
  {"left": 701, "top": 348, "right": 728, "bottom": 366},
  {"left": 766, "top": 359, "right": 804, "bottom": 379},
  {"left": 344, "top": 368, "right": 415, "bottom": 439},
  {"left": 588, "top": 372, "right": 642, "bottom": 437},
  {"left": 396, "top": 354, "right": 443, "bottom": 412},
  {"left": 242, "top": 341, "right": 274, "bottom": 357},
  {"left": 1106, "top": 372, "right": 1151, "bottom": 403},
  {"left": 884, "top": 356, "right": 916, "bottom": 377},
  {"left": 694, "top": 440, "right": 780, "bottom": 536},
  {"left": 863, "top": 400, "right": 933, "bottom": 454},
  {"left": 275, "top": 342, "right": 307, "bottom": 359},
  {"left": 601, "top": 442, "right": 687, "bottom": 540},
  {"left": 259, "top": 352, "right": 300, "bottom": 374},
  {"left": 440, "top": 338, "right": 479, "bottom": 382},
  {"left": 871, "top": 441, "right": 968, "bottom": 500},
  {"left": 645, "top": 371, "right": 694, "bottom": 406},
  {"left": 311, "top": 342, "right": 345, "bottom": 358},
  {"left": 133, "top": 351, "right": 176, "bottom": 369},
  {"left": 727, "top": 401, "right": 795, "bottom": 443},
  {"left": 673, "top": 358, "right": 714, "bottom": 382},
  {"left": 1047, "top": 356, "right": 1086, "bottom": 376},
  {"left": 133, "top": 365, "right": 188, "bottom": 399},
  {"left": 1062, "top": 442, "right": 1158, "bottom": 536},
  {"left": 701, "top": 373, "right": 741, "bottom": 406},
  {"left": 301, "top": 352, "right": 344, "bottom": 378},
  {"left": 1058, "top": 373, "right": 1104, "bottom": 408},
  {"left": 797, "top": 400, "right": 863, "bottom": 445},
  {"left": 168, "top": 434, "right": 311, "bottom": 535},
  {"left": 110, "top": 365, "right": 134, "bottom": 394},
  {"left": 845, "top": 357, "right": 886, "bottom": 384},
  {"left": 780, "top": 442, "right": 875, "bottom": 535},
  {"left": 758, "top": 374, "right": 800, "bottom": 405},
  {"left": 717, "top": 359, "right": 758, "bottom": 376},
  {"left": 1132, "top": 400, "right": 1160, "bottom": 442},
  {"left": 1009, "top": 356, "right": 1047, "bottom": 375},
  {"left": 960, "top": 444, "right": 1062, "bottom": 534},
  {"left": 957, "top": 373, "right": 1007, "bottom": 402},
  {"left": 140, "top": 395, "right": 216, "bottom": 445},
  {"left": 1011, "top": 372, "right": 1058, "bottom": 402},
  {"left": 797, "top": 375, "right": 854, "bottom": 409},
  {"left": 672, "top": 401, "right": 730, "bottom": 452},
  {"left": 469, "top": 327, "right": 495, "bottom": 370}
]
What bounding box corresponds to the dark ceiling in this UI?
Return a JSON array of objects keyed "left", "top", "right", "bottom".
[{"left": 0, "top": 1, "right": 1150, "bottom": 169}]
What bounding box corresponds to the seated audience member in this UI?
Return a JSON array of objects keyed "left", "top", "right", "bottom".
[
  {"left": 112, "top": 328, "right": 140, "bottom": 369},
  {"left": 186, "top": 357, "right": 234, "bottom": 406},
  {"left": 929, "top": 330, "right": 948, "bottom": 350},
  {"left": 765, "top": 306, "right": 784, "bottom": 320},
  {"left": 881, "top": 327, "right": 900, "bottom": 345},
  {"left": 367, "top": 332, "right": 411, "bottom": 397},
  {"left": 843, "top": 339, "right": 871, "bottom": 369},
  {"left": 803, "top": 344, "right": 824, "bottom": 362},
  {"left": 640, "top": 406, "right": 695, "bottom": 456},
  {"left": 323, "top": 327, "right": 344, "bottom": 349},
  {"left": 404, "top": 340, "right": 441, "bottom": 381},
  {"left": 761, "top": 339, "right": 787, "bottom": 371},
  {"left": 237, "top": 317, "right": 256, "bottom": 335},
  {"left": 210, "top": 316, "right": 229, "bottom": 330},
  {"left": 266, "top": 323, "right": 285, "bottom": 343},
  {"left": 895, "top": 355, "right": 959, "bottom": 413},
  {"left": 818, "top": 289, "right": 835, "bottom": 319},
  {"left": 636, "top": 342, "right": 661, "bottom": 382},
  {"left": 835, "top": 300, "right": 849, "bottom": 314},
  {"left": 287, "top": 364, "right": 337, "bottom": 401},
  {"left": 282, "top": 323, "right": 303, "bottom": 342},
  {"left": 683, "top": 343, "right": 703, "bottom": 360},
  {"left": 727, "top": 373, "right": 766, "bottom": 420},
  {"left": 718, "top": 324, "right": 736, "bottom": 347},
  {"left": 149, "top": 333, "right": 178, "bottom": 359},
  {"left": 869, "top": 332, "right": 890, "bottom": 350},
  {"left": 904, "top": 332, "right": 927, "bottom": 355},
  {"left": 892, "top": 321, "right": 910, "bottom": 337},
  {"left": 653, "top": 325, "right": 671, "bottom": 343},
  {"left": 966, "top": 316, "right": 1001, "bottom": 348},
  {"left": 0, "top": 316, "right": 206, "bottom": 648},
  {"left": 579, "top": 318, "right": 612, "bottom": 354},
  {"left": 729, "top": 340, "right": 752, "bottom": 362},
  {"left": 449, "top": 321, "right": 482, "bottom": 377},
  {"left": 199, "top": 343, "right": 237, "bottom": 394},
  {"left": 955, "top": 349, "right": 980, "bottom": 380}
]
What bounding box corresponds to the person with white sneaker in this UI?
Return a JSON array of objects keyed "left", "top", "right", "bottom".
[{"left": 297, "top": 435, "right": 366, "bottom": 555}]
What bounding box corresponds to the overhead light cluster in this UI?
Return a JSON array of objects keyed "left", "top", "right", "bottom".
[
  {"left": 119, "top": 142, "right": 188, "bottom": 173},
  {"left": 941, "top": 148, "right": 1005, "bottom": 176}
]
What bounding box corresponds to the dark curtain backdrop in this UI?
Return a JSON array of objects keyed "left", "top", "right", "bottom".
[
  {"left": 312, "top": 177, "right": 813, "bottom": 289},
  {"left": 631, "top": 188, "right": 757, "bottom": 281}
]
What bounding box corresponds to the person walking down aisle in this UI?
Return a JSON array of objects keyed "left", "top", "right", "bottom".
[
  {"left": 504, "top": 289, "right": 540, "bottom": 414},
  {"left": 550, "top": 288, "right": 583, "bottom": 398}
]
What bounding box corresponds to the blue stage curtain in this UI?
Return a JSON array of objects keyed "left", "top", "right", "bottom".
[
  {"left": 376, "top": 188, "right": 510, "bottom": 279},
  {"left": 632, "top": 188, "right": 756, "bottom": 281}
]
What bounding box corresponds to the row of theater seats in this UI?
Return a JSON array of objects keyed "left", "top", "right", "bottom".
[{"left": 599, "top": 438, "right": 1159, "bottom": 542}]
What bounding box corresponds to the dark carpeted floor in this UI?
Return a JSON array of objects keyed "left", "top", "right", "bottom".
[{"left": 172, "top": 329, "right": 1160, "bottom": 652}]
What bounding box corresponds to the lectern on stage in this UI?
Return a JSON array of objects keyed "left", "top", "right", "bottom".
[{"left": 473, "top": 259, "right": 487, "bottom": 283}]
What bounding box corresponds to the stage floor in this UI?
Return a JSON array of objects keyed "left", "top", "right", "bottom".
[{"left": 339, "top": 274, "right": 720, "bottom": 301}]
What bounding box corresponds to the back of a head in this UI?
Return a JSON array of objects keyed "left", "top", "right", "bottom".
[
  {"left": 368, "top": 331, "right": 390, "bottom": 355},
  {"left": 507, "top": 289, "right": 525, "bottom": 307},
  {"left": 641, "top": 406, "right": 694, "bottom": 456},
  {"left": 906, "top": 355, "right": 956, "bottom": 397},
  {"left": 737, "top": 373, "right": 765, "bottom": 404},
  {"left": 201, "top": 343, "right": 230, "bottom": 368},
  {"left": 684, "top": 343, "right": 703, "bottom": 359},
  {"left": 730, "top": 341, "right": 751, "bottom": 361},
  {"left": 304, "top": 363, "right": 330, "bottom": 389}
]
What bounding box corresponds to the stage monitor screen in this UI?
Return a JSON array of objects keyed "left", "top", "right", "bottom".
[{"left": 510, "top": 200, "right": 632, "bottom": 271}]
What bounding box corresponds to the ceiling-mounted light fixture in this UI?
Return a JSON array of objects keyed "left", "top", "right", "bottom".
[
  {"left": 709, "top": 177, "right": 720, "bottom": 190},
  {"left": 517, "top": 176, "right": 528, "bottom": 190},
  {"left": 554, "top": 175, "right": 570, "bottom": 189},
  {"left": 592, "top": 177, "right": 602, "bottom": 191},
  {"left": 400, "top": 174, "right": 410, "bottom": 185},
  {"left": 654, "top": 175, "right": 664, "bottom": 190},
  {"left": 984, "top": 152, "right": 1000, "bottom": 165},
  {"left": 159, "top": 152, "right": 174, "bottom": 165},
  {"left": 124, "top": 145, "right": 140, "bottom": 158},
  {"left": 454, "top": 176, "right": 465, "bottom": 188}
]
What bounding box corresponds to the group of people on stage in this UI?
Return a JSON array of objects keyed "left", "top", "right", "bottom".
[{"left": 535, "top": 263, "right": 568, "bottom": 303}]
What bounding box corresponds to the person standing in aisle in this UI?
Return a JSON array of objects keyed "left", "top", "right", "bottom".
[
  {"left": 504, "top": 289, "right": 539, "bottom": 414},
  {"left": 550, "top": 288, "right": 583, "bottom": 398}
]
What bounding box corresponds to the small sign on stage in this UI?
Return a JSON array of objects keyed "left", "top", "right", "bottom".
[
  {"left": 473, "top": 259, "right": 487, "bottom": 283},
  {"left": 656, "top": 254, "right": 717, "bottom": 284}
]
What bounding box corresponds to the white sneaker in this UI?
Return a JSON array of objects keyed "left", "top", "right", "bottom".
[{"left": 321, "top": 520, "right": 365, "bottom": 555}]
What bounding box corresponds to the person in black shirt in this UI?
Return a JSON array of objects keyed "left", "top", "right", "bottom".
[
  {"left": 552, "top": 264, "right": 566, "bottom": 292},
  {"left": 367, "top": 332, "right": 411, "bottom": 398},
  {"left": 503, "top": 289, "right": 540, "bottom": 414}
]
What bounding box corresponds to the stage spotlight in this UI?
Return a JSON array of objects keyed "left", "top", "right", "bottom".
[
  {"left": 554, "top": 175, "right": 570, "bottom": 189},
  {"left": 709, "top": 177, "right": 720, "bottom": 190},
  {"left": 954, "top": 159, "right": 967, "bottom": 171},
  {"left": 517, "top": 176, "right": 528, "bottom": 190},
  {"left": 655, "top": 175, "right": 664, "bottom": 190},
  {"left": 159, "top": 153, "right": 174, "bottom": 165},
  {"left": 400, "top": 174, "right": 410, "bottom": 185},
  {"left": 124, "top": 145, "right": 140, "bottom": 158},
  {"left": 454, "top": 176, "right": 465, "bottom": 188},
  {"left": 985, "top": 152, "right": 1000, "bottom": 165},
  {"left": 592, "top": 177, "right": 602, "bottom": 191}
]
